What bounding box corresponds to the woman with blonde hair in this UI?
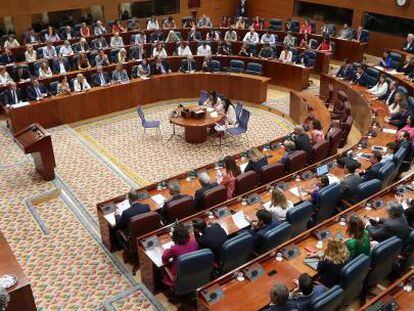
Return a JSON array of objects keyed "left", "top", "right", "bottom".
[
  {"left": 315, "top": 238, "right": 350, "bottom": 287},
  {"left": 265, "top": 187, "right": 293, "bottom": 221}
]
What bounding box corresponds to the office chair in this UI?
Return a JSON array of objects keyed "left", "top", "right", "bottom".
[{"left": 137, "top": 106, "right": 161, "bottom": 137}]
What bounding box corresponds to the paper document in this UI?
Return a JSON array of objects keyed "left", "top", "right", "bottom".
[
  {"left": 402, "top": 201, "right": 410, "bottom": 210},
  {"left": 327, "top": 174, "right": 340, "bottom": 185},
  {"left": 289, "top": 187, "right": 305, "bottom": 197},
  {"left": 103, "top": 213, "right": 116, "bottom": 228},
  {"left": 239, "top": 162, "right": 248, "bottom": 172},
  {"left": 116, "top": 199, "right": 130, "bottom": 213},
  {"left": 210, "top": 112, "right": 218, "bottom": 118},
  {"left": 151, "top": 194, "right": 166, "bottom": 207},
  {"left": 231, "top": 211, "right": 250, "bottom": 229},
  {"left": 218, "top": 223, "right": 229, "bottom": 234},
  {"left": 263, "top": 201, "right": 272, "bottom": 209},
  {"left": 145, "top": 247, "right": 164, "bottom": 267},
  {"left": 383, "top": 128, "right": 397, "bottom": 134},
  {"left": 162, "top": 241, "right": 174, "bottom": 250},
  {"left": 12, "top": 101, "right": 30, "bottom": 108}
]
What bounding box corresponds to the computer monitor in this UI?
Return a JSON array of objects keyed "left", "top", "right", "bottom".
[{"left": 316, "top": 164, "right": 329, "bottom": 177}]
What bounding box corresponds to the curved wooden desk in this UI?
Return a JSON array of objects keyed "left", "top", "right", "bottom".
[
  {"left": 170, "top": 107, "right": 224, "bottom": 143},
  {"left": 6, "top": 72, "right": 269, "bottom": 133}
]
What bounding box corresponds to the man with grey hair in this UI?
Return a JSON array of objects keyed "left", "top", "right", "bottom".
[
  {"left": 194, "top": 171, "right": 218, "bottom": 209},
  {"left": 367, "top": 201, "right": 410, "bottom": 242},
  {"left": 0, "top": 287, "right": 9, "bottom": 311},
  {"left": 292, "top": 125, "right": 312, "bottom": 162},
  {"left": 164, "top": 181, "right": 189, "bottom": 207},
  {"left": 280, "top": 140, "right": 297, "bottom": 165},
  {"left": 265, "top": 282, "right": 297, "bottom": 310}
]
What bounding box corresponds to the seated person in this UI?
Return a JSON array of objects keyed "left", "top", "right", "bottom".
[
  {"left": 152, "top": 56, "right": 172, "bottom": 75},
  {"left": 308, "top": 119, "right": 324, "bottom": 145},
  {"left": 201, "top": 55, "right": 214, "bottom": 72},
  {"left": 194, "top": 171, "right": 218, "bottom": 209},
  {"left": 26, "top": 78, "right": 48, "bottom": 101},
  {"left": 280, "top": 140, "right": 297, "bottom": 165},
  {"left": 367, "top": 201, "right": 411, "bottom": 242},
  {"left": 249, "top": 209, "right": 280, "bottom": 251},
  {"left": 265, "top": 187, "right": 293, "bottom": 222},
  {"left": 197, "top": 41, "right": 212, "bottom": 56},
  {"left": 283, "top": 32, "right": 295, "bottom": 47},
  {"left": 381, "top": 141, "right": 398, "bottom": 163},
  {"left": 93, "top": 35, "right": 108, "bottom": 50},
  {"left": 264, "top": 283, "right": 298, "bottom": 311},
  {"left": 321, "top": 23, "right": 335, "bottom": 37},
  {"left": 251, "top": 16, "right": 262, "bottom": 30},
  {"left": 238, "top": 42, "right": 250, "bottom": 57},
  {"left": 352, "top": 66, "right": 368, "bottom": 86},
  {"left": 187, "top": 26, "right": 202, "bottom": 41},
  {"left": 345, "top": 216, "right": 371, "bottom": 258},
  {"left": 162, "top": 222, "right": 198, "bottom": 287},
  {"left": 337, "top": 24, "right": 354, "bottom": 40},
  {"left": 310, "top": 175, "right": 330, "bottom": 205},
  {"left": 192, "top": 218, "right": 227, "bottom": 261},
  {"left": 244, "top": 148, "right": 268, "bottom": 173},
  {"left": 369, "top": 73, "right": 388, "bottom": 98},
  {"left": 203, "top": 90, "right": 223, "bottom": 110},
  {"left": 378, "top": 51, "right": 393, "bottom": 69},
  {"left": 279, "top": 46, "right": 293, "bottom": 63},
  {"left": 117, "top": 48, "right": 128, "bottom": 64},
  {"left": 76, "top": 37, "right": 90, "bottom": 53},
  {"left": 224, "top": 27, "right": 237, "bottom": 42},
  {"left": 354, "top": 26, "right": 369, "bottom": 42},
  {"left": 397, "top": 130, "right": 412, "bottom": 150},
  {"left": 403, "top": 33, "right": 414, "bottom": 53},
  {"left": 339, "top": 161, "right": 362, "bottom": 203},
  {"left": 234, "top": 16, "right": 245, "bottom": 30},
  {"left": 398, "top": 115, "right": 414, "bottom": 139},
  {"left": 24, "top": 44, "right": 37, "bottom": 62},
  {"left": 217, "top": 41, "right": 232, "bottom": 56},
  {"left": 290, "top": 273, "right": 327, "bottom": 311},
  {"left": 217, "top": 155, "right": 241, "bottom": 199},
  {"left": 259, "top": 43, "right": 273, "bottom": 59},
  {"left": 132, "top": 58, "right": 151, "bottom": 78},
  {"left": 3, "top": 82, "right": 24, "bottom": 106},
  {"left": 164, "top": 181, "right": 189, "bottom": 206},
  {"left": 220, "top": 16, "right": 231, "bottom": 29},
  {"left": 59, "top": 40, "right": 74, "bottom": 57},
  {"left": 13, "top": 66, "right": 32, "bottom": 83},
  {"left": 312, "top": 238, "right": 350, "bottom": 288},
  {"left": 73, "top": 73, "right": 91, "bottom": 92},
  {"left": 299, "top": 19, "right": 312, "bottom": 34},
  {"left": 317, "top": 37, "right": 332, "bottom": 52},
  {"left": 336, "top": 58, "right": 353, "bottom": 80},
  {"left": 261, "top": 31, "right": 276, "bottom": 45},
  {"left": 91, "top": 65, "right": 110, "bottom": 86},
  {"left": 132, "top": 31, "right": 146, "bottom": 45},
  {"left": 383, "top": 81, "right": 399, "bottom": 105},
  {"left": 0, "top": 65, "right": 12, "bottom": 86},
  {"left": 110, "top": 32, "right": 124, "bottom": 48},
  {"left": 206, "top": 29, "right": 220, "bottom": 41},
  {"left": 177, "top": 41, "right": 192, "bottom": 57},
  {"left": 298, "top": 34, "right": 310, "bottom": 49},
  {"left": 163, "top": 16, "right": 177, "bottom": 29},
  {"left": 112, "top": 20, "right": 125, "bottom": 33},
  {"left": 153, "top": 43, "right": 168, "bottom": 58},
  {"left": 180, "top": 55, "right": 197, "bottom": 73},
  {"left": 77, "top": 52, "right": 91, "bottom": 70},
  {"left": 165, "top": 30, "right": 180, "bottom": 43},
  {"left": 95, "top": 50, "right": 110, "bottom": 67},
  {"left": 115, "top": 190, "right": 151, "bottom": 233},
  {"left": 111, "top": 63, "right": 129, "bottom": 83},
  {"left": 127, "top": 18, "right": 140, "bottom": 31},
  {"left": 397, "top": 56, "right": 414, "bottom": 76},
  {"left": 147, "top": 16, "right": 159, "bottom": 30},
  {"left": 197, "top": 14, "right": 213, "bottom": 28},
  {"left": 150, "top": 29, "right": 165, "bottom": 43},
  {"left": 44, "top": 26, "right": 60, "bottom": 42},
  {"left": 1, "top": 48, "right": 16, "bottom": 65},
  {"left": 243, "top": 27, "right": 259, "bottom": 44},
  {"left": 93, "top": 20, "right": 107, "bottom": 36},
  {"left": 360, "top": 151, "right": 384, "bottom": 182},
  {"left": 292, "top": 125, "right": 312, "bottom": 162},
  {"left": 38, "top": 62, "right": 53, "bottom": 78},
  {"left": 56, "top": 75, "right": 71, "bottom": 95}
]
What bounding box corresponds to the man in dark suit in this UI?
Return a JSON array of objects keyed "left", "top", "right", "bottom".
[
  {"left": 115, "top": 190, "right": 150, "bottom": 233},
  {"left": 194, "top": 171, "right": 218, "bottom": 209},
  {"left": 60, "top": 25, "right": 76, "bottom": 40},
  {"left": 152, "top": 56, "right": 172, "bottom": 75},
  {"left": 290, "top": 273, "right": 327, "bottom": 311},
  {"left": 93, "top": 35, "right": 108, "bottom": 50},
  {"left": 339, "top": 161, "right": 363, "bottom": 203},
  {"left": 3, "top": 82, "right": 25, "bottom": 106},
  {"left": 382, "top": 80, "right": 399, "bottom": 103},
  {"left": 180, "top": 55, "right": 197, "bottom": 73},
  {"left": 91, "top": 65, "right": 110, "bottom": 86},
  {"left": 26, "top": 78, "right": 48, "bottom": 101},
  {"left": 402, "top": 34, "right": 414, "bottom": 53},
  {"left": 354, "top": 26, "right": 369, "bottom": 42},
  {"left": 292, "top": 125, "right": 312, "bottom": 162},
  {"left": 361, "top": 151, "right": 384, "bottom": 182},
  {"left": 352, "top": 66, "right": 368, "bottom": 87},
  {"left": 164, "top": 181, "right": 188, "bottom": 206},
  {"left": 52, "top": 56, "right": 71, "bottom": 75},
  {"left": 149, "top": 29, "right": 165, "bottom": 43},
  {"left": 367, "top": 202, "right": 410, "bottom": 242},
  {"left": 23, "top": 28, "right": 40, "bottom": 44},
  {"left": 250, "top": 210, "right": 280, "bottom": 251},
  {"left": 0, "top": 48, "right": 15, "bottom": 65},
  {"left": 192, "top": 218, "right": 227, "bottom": 260},
  {"left": 13, "top": 66, "right": 32, "bottom": 83},
  {"left": 280, "top": 140, "right": 298, "bottom": 165},
  {"left": 187, "top": 27, "right": 202, "bottom": 41},
  {"left": 336, "top": 59, "right": 353, "bottom": 81}
]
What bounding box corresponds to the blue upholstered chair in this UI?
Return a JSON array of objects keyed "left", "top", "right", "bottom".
[
  {"left": 286, "top": 201, "right": 313, "bottom": 237},
  {"left": 349, "top": 179, "right": 382, "bottom": 205},
  {"left": 211, "top": 60, "right": 221, "bottom": 72},
  {"left": 226, "top": 108, "right": 250, "bottom": 140},
  {"left": 219, "top": 232, "right": 255, "bottom": 274},
  {"left": 173, "top": 249, "right": 214, "bottom": 295},
  {"left": 229, "top": 59, "right": 245, "bottom": 73},
  {"left": 137, "top": 106, "right": 161, "bottom": 136},
  {"left": 397, "top": 85, "right": 409, "bottom": 95},
  {"left": 234, "top": 101, "right": 243, "bottom": 120},
  {"left": 377, "top": 162, "right": 395, "bottom": 189},
  {"left": 388, "top": 52, "right": 403, "bottom": 69},
  {"left": 311, "top": 285, "right": 344, "bottom": 311},
  {"left": 364, "top": 67, "right": 380, "bottom": 88},
  {"left": 258, "top": 222, "right": 292, "bottom": 254},
  {"left": 48, "top": 81, "right": 59, "bottom": 95},
  {"left": 340, "top": 254, "right": 371, "bottom": 305},
  {"left": 246, "top": 62, "right": 263, "bottom": 75},
  {"left": 198, "top": 90, "right": 209, "bottom": 105},
  {"left": 313, "top": 183, "right": 341, "bottom": 224},
  {"left": 269, "top": 18, "right": 283, "bottom": 31},
  {"left": 309, "top": 38, "right": 319, "bottom": 49},
  {"left": 304, "top": 50, "right": 317, "bottom": 67}
]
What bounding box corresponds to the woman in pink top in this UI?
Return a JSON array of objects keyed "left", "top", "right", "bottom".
[
  {"left": 162, "top": 222, "right": 198, "bottom": 287},
  {"left": 217, "top": 156, "right": 241, "bottom": 199},
  {"left": 300, "top": 19, "right": 312, "bottom": 34},
  {"left": 398, "top": 115, "right": 414, "bottom": 139},
  {"left": 309, "top": 119, "right": 325, "bottom": 145}
]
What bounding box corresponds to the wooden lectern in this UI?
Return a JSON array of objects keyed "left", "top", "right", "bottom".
[{"left": 14, "top": 123, "right": 56, "bottom": 181}]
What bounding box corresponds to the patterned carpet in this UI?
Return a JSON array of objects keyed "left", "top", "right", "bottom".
[{"left": 0, "top": 94, "right": 293, "bottom": 310}]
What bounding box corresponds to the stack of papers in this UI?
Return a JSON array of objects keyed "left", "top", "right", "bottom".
[
  {"left": 210, "top": 112, "right": 218, "bottom": 118},
  {"left": 103, "top": 199, "right": 131, "bottom": 227},
  {"left": 383, "top": 128, "right": 397, "bottom": 134},
  {"left": 327, "top": 174, "right": 340, "bottom": 185},
  {"left": 151, "top": 194, "right": 166, "bottom": 207},
  {"left": 231, "top": 211, "right": 250, "bottom": 229},
  {"left": 116, "top": 199, "right": 130, "bottom": 212},
  {"left": 289, "top": 187, "right": 304, "bottom": 197},
  {"left": 239, "top": 162, "right": 248, "bottom": 172},
  {"left": 263, "top": 201, "right": 272, "bottom": 209},
  {"left": 145, "top": 247, "right": 164, "bottom": 267},
  {"left": 12, "top": 102, "right": 30, "bottom": 108}
]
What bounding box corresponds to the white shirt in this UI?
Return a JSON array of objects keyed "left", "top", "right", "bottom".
[
  {"left": 206, "top": 32, "right": 220, "bottom": 41},
  {"left": 73, "top": 79, "right": 91, "bottom": 92},
  {"left": 25, "top": 50, "right": 37, "bottom": 62},
  {"left": 265, "top": 201, "right": 293, "bottom": 221},
  {"left": 147, "top": 20, "right": 159, "bottom": 30},
  {"left": 260, "top": 34, "right": 276, "bottom": 45},
  {"left": 197, "top": 45, "right": 211, "bottom": 56},
  {"left": 369, "top": 82, "right": 388, "bottom": 98},
  {"left": 224, "top": 30, "right": 237, "bottom": 42},
  {"left": 243, "top": 32, "right": 259, "bottom": 44},
  {"left": 152, "top": 47, "right": 168, "bottom": 58},
  {"left": 0, "top": 72, "right": 12, "bottom": 85},
  {"left": 279, "top": 50, "right": 293, "bottom": 63},
  {"left": 43, "top": 46, "right": 57, "bottom": 59},
  {"left": 59, "top": 45, "right": 74, "bottom": 57},
  {"left": 133, "top": 34, "right": 146, "bottom": 45},
  {"left": 388, "top": 103, "right": 400, "bottom": 115},
  {"left": 39, "top": 67, "right": 52, "bottom": 78},
  {"left": 58, "top": 61, "right": 66, "bottom": 74},
  {"left": 4, "top": 39, "right": 20, "bottom": 48},
  {"left": 177, "top": 45, "right": 192, "bottom": 57},
  {"left": 110, "top": 37, "right": 124, "bottom": 48}
]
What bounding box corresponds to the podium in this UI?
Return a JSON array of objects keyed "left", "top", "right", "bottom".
[{"left": 14, "top": 123, "right": 56, "bottom": 181}]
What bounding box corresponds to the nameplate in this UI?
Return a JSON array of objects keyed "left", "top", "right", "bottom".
[
  {"left": 141, "top": 236, "right": 159, "bottom": 250},
  {"left": 244, "top": 263, "right": 264, "bottom": 282},
  {"left": 201, "top": 285, "right": 224, "bottom": 305},
  {"left": 275, "top": 181, "right": 288, "bottom": 191},
  {"left": 246, "top": 193, "right": 260, "bottom": 205},
  {"left": 281, "top": 244, "right": 300, "bottom": 260},
  {"left": 313, "top": 228, "right": 332, "bottom": 241},
  {"left": 213, "top": 206, "right": 230, "bottom": 218}
]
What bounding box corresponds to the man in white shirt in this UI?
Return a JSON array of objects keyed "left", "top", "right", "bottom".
[
  {"left": 110, "top": 33, "right": 124, "bottom": 48},
  {"left": 224, "top": 27, "right": 237, "bottom": 42},
  {"left": 197, "top": 42, "right": 211, "bottom": 56},
  {"left": 59, "top": 40, "right": 74, "bottom": 57},
  {"left": 152, "top": 43, "right": 168, "bottom": 58},
  {"left": 177, "top": 42, "right": 192, "bottom": 57},
  {"left": 73, "top": 74, "right": 91, "bottom": 92},
  {"left": 243, "top": 27, "right": 259, "bottom": 44},
  {"left": 260, "top": 31, "right": 276, "bottom": 45},
  {"left": 147, "top": 16, "right": 159, "bottom": 30},
  {"left": 43, "top": 41, "right": 57, "bottom": 59},
  {"left": 132, "top": 32, "right": 146, "bottom": 45},
  {"left": 94, "top": 20, "right": 107, "bottom": 36},
  {"left": 279, "top": 46, "right": 293, "bottom": 63}
]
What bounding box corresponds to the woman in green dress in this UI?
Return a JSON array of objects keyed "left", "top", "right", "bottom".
[{"left": 345, "top": 216, "right": 371, "bottom": 258}]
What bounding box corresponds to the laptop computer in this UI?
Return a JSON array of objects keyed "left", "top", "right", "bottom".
[{"left": 316, "top": 164, "right": 329, "bottom": 177}]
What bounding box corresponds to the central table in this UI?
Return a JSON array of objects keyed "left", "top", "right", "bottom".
[{"left": 170, "top": 107, "right": 224, "bottom": 143}]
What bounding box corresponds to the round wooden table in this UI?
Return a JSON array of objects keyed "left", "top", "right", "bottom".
[{"left": 170, "top": 107, "right": 224, "bottom": 144}]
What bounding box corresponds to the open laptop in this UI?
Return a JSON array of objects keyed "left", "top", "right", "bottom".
[{"left": 316, "top": 164, "right": 329, "bottom": 177}]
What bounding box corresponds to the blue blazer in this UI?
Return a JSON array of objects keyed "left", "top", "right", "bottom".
[
  {"left": 25, "top": 84, "right": 47, "bottom": 101},
  {"left": 337, "top": 65, "right": 353, "bottom": 80},
  {"left": 363, "top": 162, "right": 384, "bottom": 182},
  {"left": 293, "top": 285, "right": 327, "bottom": 311},
  {"left": 244, "top": 157, "right": 268, "bottom": 173},
  {"left": 353, "top": 72, "right": 369, "bottom": 87},
  {"left": 115, "top": 202, "right": 150, "bottom": 232}
]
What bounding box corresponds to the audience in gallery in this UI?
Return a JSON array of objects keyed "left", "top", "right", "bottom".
[
  {"left": 206, "top": 29, "right": 220, "bottom": 41},
  {"left": 259, "top": 42, "right": 273, "bottom": 59},
  {"left": 243, "top": 27, "right": 259, "bottom": 44},
  {"left": 3, "top": 81, "right": 24, "bottom": 105},
  {"left": 187, "top": 26, "right": 202, "bottom": 41},
  {"left": 193, "top": 171, "right": 219, "bottom": 210},
  {"left": 403, "top": 33, "right": 414, "bottom": 53},
  {"left": 235, "top": 16, "right": 246, "bottom": 30},
  {"left": 152, "top": 42, "right": 168, "bottom": 58},
  {"left": 279, "top": 45, "right": 292, "bottom": 63},
  {"left": 110, "top": 32, "right": 124, "bottom": 48},
  {"left": 283, "top": 31, "right": 295, "bottom": 47},
  {"left": 165, "top": 30, "right": 180, "bottom": 43},
  {"left": 265, "top": 186, "right": 294, "bottom": 222},
  {"left": 0, "top": 65, "right": 12, "bottom": 86},
  {"left": 111, "top": 63, "right": 129, "bottom": 83},
  {"left": 244, "top": 148, "right": 268, "bottom": 173},
  {"left": 261, "top": 31, "right": 276, "bottom": 45},
  {"left": 299, "top": 19, "right": 312, "bottom": 34},
  {"left": 127, "top": 17, "right": 140, "bottom": 31},
  {"left": 151, "top": 55, "right": 172, "bottom": 74},
  {"left": 73, "top": 73, "right": 91, "bottom": 92},
  {"left": 378, "top": 51, "right": 393, "bottom": 69},
  {"left": 4, "top": 34, "right": 20, "bottom": 49},
  {"left": 24, "top": 44, "right": 37, "bottom": 62},
  {"left": 249, "top": 209, "right": 280, "bottom": 251},
  {"left": 38, "top": 61, "right": 53, "bottom": 78},
  {"left": 163, "top": 16, "right": 177, "bottom": 30},
  {"left": 337, "top": 23, "right": 354, "bottom": 40},
  {"left": 147, "top": 16, "right": 160, "bottom": 31},
  {"left": 220, "top": 16, "right": 231, "bottom": 29},
  {"left": 13, "top": 66, "right": 32, "bottom": 83},
  {"left": 317, "top": 36, "right": 332, "bottom": 52},
  {"left": 180, "top": 54, "right": 196, "bottom": 73},
  {"left": 298, "top": 33, "right": 310, "bottom": 49},
  {"left": 201, "top": 55, "right": 214, "bottom": 71},
  {"left": 224, "top": 26, "right": 238, "bottom": 42},
  {"left": 91, "top": 65, "right": 110, "bottom": 86},
  {"left": 217, "top": 155, "right": 241, "bottom": 199},
  {"left": 192, "top": 218, "right": 227, "bottom": 261},
  {"left": 77, "top": 52, "right": 91, "bottom": 70},
  {"left": 197, "top": 41, "right": 212, "bottom": 56},
  {"left": 132, "top": 57, "right": 151, "bottom": 78},
  {"left": 176, "top": 41, "right": 192, "bottom": 57},
  {"left": 251, "top": 16, "right": 263, "bottom": 31},
  {"left": 197, "top": 14, "right": 213, "bottom": 29},
  {"left": 112, "top": 20, "right": 126, "bottom": 33}
]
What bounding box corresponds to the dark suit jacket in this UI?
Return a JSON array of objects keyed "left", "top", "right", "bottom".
[
  {"left": 250, "top": 220, "right": 280, "bottom": 251},
  {"left": 194, "top": 182, "right": 218, "bottom": 209},
  {"left": 294, "top": 134, "right": 312, "bottom": 162},
  {"left": 381, "top": 88, "right": 397, "bottom": 103},
  {"left": 354, "top": 30, "right": 368, "bottom": 42},
  {"left": 0, "top": 53, "right": 15, "bottom": 65},
  {"left": 362, "top": 162, "right": 384, "bottom": 182},
  {"left": 340, "top": 174, "right": 362, "bottom": 202},
  {"left": 180, "top": 60, "right": 197, "bottom": 72},
  {"left": 91, "top": 72, "right": 110, "bottom": 86},
  {"left": 115, "top": 202, "right": 151, "bottom": 233},
  {"left": 403, "top": 40, "right": 414, "bottom": 53},
  {"left": 93, "top": 39, "right": 108, "bottom": 50},
  {"left": 367, "top": 215, "right": 410, "bottom": 242},
  {"left": 61, "top": 30, "right": 76, "bottom": 40},
  {"left": 52, "top": 58, "right": 70, "bottom": 74},
  {"left": 263, "top": 300, "right": 298, "bottom": 311},
  {"left": 13, "top": 70, "right": 32, "bottom": 82},
  {"left": 152, "top": 61, "right": 171, "bottom": 75},
  {"left": 353, "top": 72, "right": 368, "bottom": 87},
  {"left": 187, "top": 31, "right": 202, "bottom": 41},
  {"left": 194, "top": 223, "right": 227, "bottom": 260},
  {"left": 3, "top": 89, "right": 24, "bottom": 105},
  {"left": 293, "top": 285, "right": 327, "bottom": 311},
  {"left": 149, "top": 32, "right": 165, "bottom": 43},
  {"left": 337, "top": 64, "right": 353, "bottom": 80},
  {"left": 24, "top": 32, "right": 40, "bottom": 44},
  {"left": 26, "top": 84, "right": 47, "bottom": 101},
  {"left": 244, "top": 157, "right": 268, "bottom": 173}
]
